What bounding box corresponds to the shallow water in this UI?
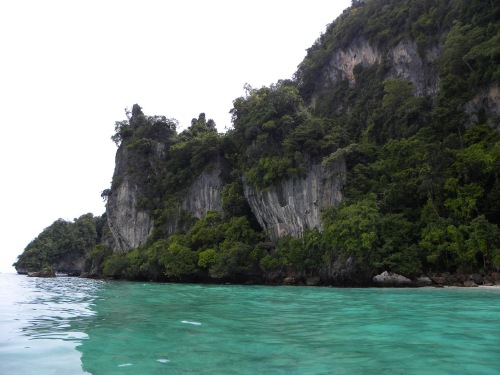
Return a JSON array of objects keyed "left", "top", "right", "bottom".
[{"left": 1, "top": 273, "right": 499, "bottom": 374}]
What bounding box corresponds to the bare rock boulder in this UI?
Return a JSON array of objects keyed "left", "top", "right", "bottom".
[
  {"left": 463, "top": 280, "right": 478, "bottom": 287},
  {"left": 414, "top": 276, "right": 432, "bottom": 287},
  {"left": 373, "top": 271, "right": 412, "bottom": 287},
  {"left": 469, "top": 274, "right": 484, "bottom": 285}
]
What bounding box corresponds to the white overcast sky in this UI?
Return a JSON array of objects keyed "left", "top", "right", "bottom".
[{"left": 0, "top": 0, "right": 351, "bottom": 272}]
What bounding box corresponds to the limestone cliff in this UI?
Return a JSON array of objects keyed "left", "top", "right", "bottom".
[
  {"left": 322, "top": 37, "right": 439, "bottom": 98},
  {"left": 106, "top": 177, "right": 154, "bottom": 253},
  {"left": 181, "top": 162, "right": 226, "bottom": 217},
  {"left": 106, "top": 142, "right": 161, "bottom": 253},
  {"left": 243, "top": 161, "right": 346, "bottom": 242},
  {"left": 163, "top": 160, "right": 228, "bottom": 235}
]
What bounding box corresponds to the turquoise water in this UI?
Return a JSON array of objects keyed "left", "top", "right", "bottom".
[{"left": 1, "top": 273, "right": 499, "bottom": 374}]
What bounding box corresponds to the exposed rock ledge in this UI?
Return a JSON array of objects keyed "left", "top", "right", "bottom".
[{"left": 373, "top": 271, "right": 413, "bottom": 287}]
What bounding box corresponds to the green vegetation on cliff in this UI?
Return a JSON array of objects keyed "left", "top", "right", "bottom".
[
  {"left": 13, "top": 213, "right": 108, "bottom": 274},
  {"left": 15, "top": 0, "right": 500, "bottom": 284}
]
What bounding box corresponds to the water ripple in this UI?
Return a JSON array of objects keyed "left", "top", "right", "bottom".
[{"left": 2, "top": 275, "right": 500, "bottom": 374}]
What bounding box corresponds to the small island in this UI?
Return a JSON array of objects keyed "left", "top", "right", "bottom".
[{"left": 14, "top": 0, "right": 500, "bottom": 287}]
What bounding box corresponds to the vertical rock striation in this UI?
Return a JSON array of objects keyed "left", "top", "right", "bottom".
[
  {"left": 243, "top": 161, "right": 346, "bottom": 241},
  {"left": 106, "top": 140, "right": 162, "bottom": 253},
  {"left": 163, "top": 161, "right": 227, "bottom": 235},
  {"left": 181, "top": 165, "right": 224, "bottom": 219},
  {"left": 107, "top": 178, "right": 154, "bottom": 253}
]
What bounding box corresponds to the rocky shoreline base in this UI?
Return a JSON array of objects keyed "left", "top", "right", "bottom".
[
  {"left": 276, "top": 270, "right": 500, "bottom": 288},
  {"left": 371, "top": 270, "right": 500, "bottom": 288},
  {"left": 18, "top": 267, "right": 500, "bottom": 288}
]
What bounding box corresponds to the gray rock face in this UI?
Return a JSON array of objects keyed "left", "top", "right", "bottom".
[
  {"left": 106, "top": 144, "right": 159, "bottom": 253},
  {"left": 373, "top": 271, "right": 412, "bottom": 287},
  {"left": 414, "top": 276, "right": 433, "bottom": 287},
  {"left": 107, "top": 178, "right": 153, "bottom": 253},
  {"left": 322, "top": 37, "right": 439, "bottom": 98},
  {"left": 243, "top": 162, "right": 345, "bottom": 241},
  {"left": 107, "top": 135, "right": 228, "bottom": 252},
  {"left": 389, "top": 40, "right": 440, "bottom": 97},
  {"left": 327, "top": 37, "right": 381, "bottom": 86},
  {"left": 181, "top": 166, "right": 224, "bottom": 219},
  {"left": 323, "top": 36, "right": 497, "bottom": 124},
  {"left": 465, "top": 83, "right": 500, "bottom": 129},
  {"left": 164, "top": 164, "right": 226, "bottom": 235}
]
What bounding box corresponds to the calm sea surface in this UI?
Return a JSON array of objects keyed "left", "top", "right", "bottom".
[{"left": 1, "top": 273, "right": 499, "bottom": 374}]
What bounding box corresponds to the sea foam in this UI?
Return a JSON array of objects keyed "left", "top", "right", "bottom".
[{"left": 181, "top": 320, "right": 202, "bottom": 325}]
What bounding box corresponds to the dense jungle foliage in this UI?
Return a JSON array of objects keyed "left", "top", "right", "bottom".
[
  {"left": 16, "top": 0, "right": 500, "bottom": 284},
  {"left": 13, "top": 214, "right": 107, "bottom": 273}
]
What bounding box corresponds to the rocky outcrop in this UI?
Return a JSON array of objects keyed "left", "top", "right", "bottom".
[
  {"left": 469, "top": 273, "right": 484, "bottom": 285},
  {"left": 373, "top": 271, "right": 413, "bottom": 287},
  {"left": 53, "top": 255, "right": 85, "bottom": 276},
  {"left": 28, "top": 268, "right": 56, "bottom": 278},
  {"left": 106, "top": 139, "right": 162, "bottom": 253},
  {"left": 243, "top": 161, "right": 345, "bottom": 242},
  {"left": 108, "top": 122, "right": 228, "bottom": 251},
  {"left": 389, "top": 40, "right": 440, "bottom": 97},
  {"left": 465, "top": 83, "right": 500, "bottom": 129},
  {"left": 327, "top": 37, "right": 381, "bottom": 85},
  {"left": 163, "top": 160, "right": 228, "bottom": 235},
  {"left": 414, "top": 276, "right": 433, "bottom": 287},
  {"left": 107, "top": 178, "right": 154, "bottom": 253},
  {"left": 323, "top": 37, "right": 439, "bottom": 97},
  {"left": 326, "top": 38, "right": 497, "bottom": 125},
  {"left": 181, "top": 165, "right": 225, "bottom": 219}
]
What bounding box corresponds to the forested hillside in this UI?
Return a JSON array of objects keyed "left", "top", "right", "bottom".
[
  {"left": 13, "top": 213, "right": 109, "bottom": 275},
  {"left": 15, "top": 0, "right": 500, "bottom": 286}
]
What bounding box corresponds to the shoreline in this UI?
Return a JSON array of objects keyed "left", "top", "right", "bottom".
[{"left": 6, "top": 272, "right": 500, "bottom": 290}]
